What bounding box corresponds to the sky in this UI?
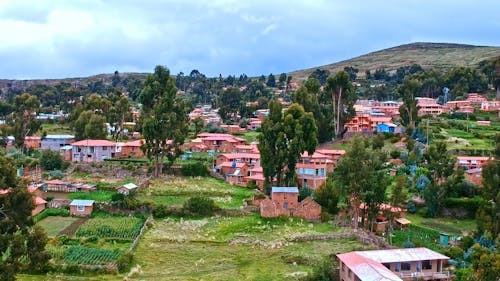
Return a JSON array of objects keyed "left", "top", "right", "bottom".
[{"left": 0, "top": 0, "right": 499, "bottom": 79}]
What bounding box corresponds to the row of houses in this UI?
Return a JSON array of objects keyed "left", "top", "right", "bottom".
[
  {"left": 418, "top": 93, "right": 500, "bottom": 116},
  {"left": 24, "top": 135, "right": 145, "bottom": 162}
]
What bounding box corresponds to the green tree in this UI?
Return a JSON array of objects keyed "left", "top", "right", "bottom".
[
  {"left": 10, "top": 93, "right": 41, "bottom": 150},
  {"left": 218, "top": 87, "right": 242, "bottom": 122},
  {"left": 325, "top": 71, "right": 356, "bottom": 139},
  {"left": 308, "top": 69, "right": 330, "bottom": 86},
  {"left": 106, "top": 89, "right": 132, "bottom": 141},
  {"left": 139, "top": 66, "right": 191, "bottom": 177},
  {"left": 0, "top": 153, "right": 50, "bottom": 280},
  {"left": 313, "top": 176, "right": 340, "bottom": 215},
  {"left": 390, "top": 175, "right": 408, "bottom": 208},
  {"left": 333, "top": 137, "right": 388, "bottom": 229},
  {"left": 192, "top": 117, "right": 204, "bottom": 137},
  {"left": 73, "top": 110, "right": 107, "bottom": 140},
  {"left": 478, "top": 134, "right": 500, "bottom": 236},
  {"left": 258, "top": 100, "right": 318, "bottom": 192},
  {"left": 398, "top": 78, "right": 421, "bottom": 130},
  {"left": 266, "top": 73, "right": 276, "bottom": 87},
  {"left": 423, "top": 141, "right": 456, "bottom": 185},
  {"left": 39, "top": 149, "right": 63, "bottom": 171}
]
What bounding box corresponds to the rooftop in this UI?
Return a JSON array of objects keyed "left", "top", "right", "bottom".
[
  {"left": 272, "top": 186, "right": 299, "bottom": 193},
  {"left": 70, "top": 199, "right": 95, "bottom": 206}
]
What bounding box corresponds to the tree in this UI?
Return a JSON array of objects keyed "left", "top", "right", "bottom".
[
  {"left": 139, "top": 66, "right": 191, "bottom": 177},
  {"left": 258, "top": 100, "right": 318, "bottom": 192},
  {"left": 218, "top": 87, "right": 242, "bottom": 122},
  {"left": 423, "top": 141, "right": 456, "bottom": 185},
  {"left": 479, "top": 134, "right": 500, "bottom": 237},
  {"left": 398, "top": 78, "right": 421, "bottom": 131},
  {"left": 278, "top": 73, "right": 287, "bottom": 88},
  {"left": 106, "top": 89, "right": 132, "bottom": 141},
  {"left": 313, "top": 176, "right": 340, "bottom": 215},
  {"left": 10, "top": 93, "right": 41, "bottom": 150},
  {"left": 333, "top": 137, "right": 388, "bottom": 229},
  {"left": 39, "top": 149, "right": 63, "bottom": 170},
  {"left": 0, "top": 153, "right": 50, "bottom": 280},
  {"left": 308, "top": 69, "right": 330, "bottom": 86},
  {"left": 73, "top": 110, "right": 107, "bottom": 140},
  {"left": 266, "top": 73, "right": 276, "bottom": 87},
  {"left": 343, "top": 66, "right": 358, "bottom": 81},
  {"left": 192, "top": 117, "right": 204, "bottom": 137},
  {"left": 325, "top": 71, "right": 356, "bottom": 139}
]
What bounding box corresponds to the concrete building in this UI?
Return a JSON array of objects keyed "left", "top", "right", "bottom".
[
  {"left": 337, "top": 248, "right": 451, "bottom": 281},
  {"left": 41, "top": 134, "right": 75, "bottom": 151}
]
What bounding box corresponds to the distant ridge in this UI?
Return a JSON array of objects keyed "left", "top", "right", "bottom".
[{"left": 289, "top": 42, "right": 500, "bottom": 81}]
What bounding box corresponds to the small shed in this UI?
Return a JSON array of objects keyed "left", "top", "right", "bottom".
[
  {"left": 117, "top": 183, "right": 138, "bottom": 195},
  {"left": 69, "top": 199, "right": 95, "bottom": 216},
  {"left": 395, "top": 217, "right": 411, "bottom": 230}
]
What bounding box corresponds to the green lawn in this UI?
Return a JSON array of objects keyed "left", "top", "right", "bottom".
[
  {"left": 36, "top": 216, "right": 80, "bottom": 237},
  {"left": 40, "top": 123, "right": 73, "bottom": 135},
  {"left": 68, "top": 190, "right": 117, "bottom": 202},
  {"left": 234, "top": 131, "right": 260, "bottom": 143},
  {"left": 137, "top": 176, "right": 257, "bottom": 209},
  {"left": 404, "top": 213, "right": 476, "bottom": 235}
]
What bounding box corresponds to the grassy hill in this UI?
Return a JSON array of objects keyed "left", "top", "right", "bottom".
[{"left": 289, "top": 42, "right": 500, "bottom": 81}]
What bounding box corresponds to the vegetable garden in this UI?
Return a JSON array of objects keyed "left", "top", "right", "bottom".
[
  {"left": 63, "top": 246, "right": 122, "bottom": 265},
  {"left": 76, "top": 217, "right": 144, "bottom": 239}
]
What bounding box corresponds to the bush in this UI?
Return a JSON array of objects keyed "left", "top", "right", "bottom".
[
  {"left": 181, "top": 162, "right": 209, "bottom": 177},
  {"left": 34, "top": 208, "right": 70, "bottom": 222},
  {"left": 390, "top": 149, "right": 401, "bottom": 159},
  {"left": 40, "top": 149, "right": 63, "bottom": 170},
  {"left": 445, "top": 246, "right": 464, "bottom": 260},
  {"left": 116, "top": 252, "right": 134, "bottom": 273},
  {"left": 298, "top": 186, "right": 313, "bottom": 201},
  {"left": 183, "top": 196, "right": 217, "bottom": 216},
  {"left": 443, "top": 197, "right": 485, "bottom": 216}
]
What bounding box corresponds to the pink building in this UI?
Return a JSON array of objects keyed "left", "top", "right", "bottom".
[{"left": 71, "top": 139, "right": 116, "bottom": 162}]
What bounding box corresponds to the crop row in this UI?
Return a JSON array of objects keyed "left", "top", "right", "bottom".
[
  {"left": 76, "top": 217, "right": 143, "bottom": 239},
  {"left": 63, "top": 245, "right": 121, "bottom": 265}
]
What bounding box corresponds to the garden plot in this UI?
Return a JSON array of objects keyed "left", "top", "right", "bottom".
[
  {"left": 37, "top": 216, "right": 80, "bottom": 237},
  {"left": 137, "top": 176, "right": 256, "bottom": 209}
]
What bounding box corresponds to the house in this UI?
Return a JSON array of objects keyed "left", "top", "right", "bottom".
[
  {"left": 296, "top": 162, "right": 327, "bottom": 190},
  {"left": 41, "top": 134, "right": 75, "bottom": 151},
  {"left": 245, "top": 166, "right": 265, "bottom": 190},
  {"left": 464, "top": 168, "right": 482, "bottom": 186},
  {"left": 24, "top": 136, "right": 41, "bottom": 149},
  {"left": 117, "top": 183, "right": 139, "bottom": 195},
  {"left": 222, "top": 162, "right": 249, "bottom": 186},
  {"left": 184, "top": 138, "right": 208, "bottom": 152},
  {"left": 197, "top": 133, "right": 247, "bottom": 153},
  {"left": 116, "top": 139, "right": 145, "bottom": 158},
  {"left": 456, "top": 156, "right": 492, "bottom": 169},
  {"left": 260, "top": 187, "right": 321, "bottom": 221},
  {"left": 247, "top": 119, "right": 262, "bottom": 130},
  {"left": 60, "top": 145, "right": 73, "bottom": 161},
  {"left": 32, "top": 196, "right": 47, "bottom": 216},
  {"left": 69, "top": 199, "right": 95, "bottom": 216},
  {"left": 71, "top": 139, "right": 116, "bottom": 162},
  {"left": 359, "top": 203, "right": 406, "bottom": 233},
  {"left": 417, "top": 98, "right": 446, "bottom": 116},
  {"left": 337, "top": 248, "right": 450, "bottom": 281},
  {"left": 376, "top": 123, "right": 401, "bottom": 134},
  {"left": 44, "top": 179, "right": 73, "bottom": 192},
  {"left": 220, "top": 124, "right": 247, "bottom": 134},
  {"left": 233, "top": 144, "right": 259, "bottom": 154},
  {"left": 476, "top": 120, "right": 491, "bottom": 126},
  {"left": 216, "top": 153, "right": 261, "bottom": 169},
  {"left": 466, "top": 93, "right": 487, "bottom": 105}
]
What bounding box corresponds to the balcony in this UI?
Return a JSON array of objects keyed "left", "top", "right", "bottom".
[{"left": 398, "top": 271, "right": 451, "bottom": 280}]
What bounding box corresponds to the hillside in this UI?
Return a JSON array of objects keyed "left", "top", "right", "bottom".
[{"left": 288, "top": 42, "right": 500, "bottom": 81}]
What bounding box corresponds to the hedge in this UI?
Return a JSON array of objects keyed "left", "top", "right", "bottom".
[{"left": 443, "top": 197, "right": 485, "bottom": 215}]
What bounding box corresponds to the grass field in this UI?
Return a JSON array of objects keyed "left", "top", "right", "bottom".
[
  {"left": 68, "top": 190, "right": 117, "bottom": 202},
  {"left": 137, "top": 176, "right": 257, "bottom": 209},
  {"left": 404, "top": 213, "right": 476, "bottom": 236},
  {"left": 40, "top": 123, "right": 73, "bottom": 135},
  {"left": 37, "top": 216, "right": 80, "bottom": 237},
  {"left": 129, "top": 215, "right": 366, "bottom": 281}
]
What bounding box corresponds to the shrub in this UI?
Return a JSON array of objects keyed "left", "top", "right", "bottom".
[
  {"left": 390, "top": 149, "right": 401, "bottom": 159},
  {"left": 116, "top": 252, "right": 134, "bottom": 273},
  {"left": 34, "top": 208, "right": 70, "bottom": 222},
  {"left": 443, "top": 197, "right": 485, "bottom": 216},
  {"left": 181, "top": 162, "right": 209, "bottom": 177},
  {"left": 445, "top": 246, "right": 464, "bottom": 260},
  {"left": 183, "top": 196, "right": 217, "bottom": 216},
  {"left": 298, "top": 186, "right": 313, "bottom": 201},
  {"left": 40, "top": 149, "right": 63, "bottom": 170}
]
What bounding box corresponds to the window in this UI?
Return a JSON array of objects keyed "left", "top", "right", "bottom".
[
  {"left": 401, "top": 262, "right": 411, "bottom": 271},
  {"left": 283, "top": 202, "right": 288, "bottom": 209},
  {"left": 383, "top": 263, "right": 391, "bottom": 270},
  {"left": 395, "top": 263, "right": 401, "bottom": 272},
  {"left": 77, "top": 205, "right": 85, "bottom": 212},
  {"left": 422, "top": 260, "right": 432, "bottom": 270},
  {"left": 103, "top": 146, "right": 107, "bottom": 151}
]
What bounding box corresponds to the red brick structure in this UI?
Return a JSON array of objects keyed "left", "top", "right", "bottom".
[
  {"left": 24, "top": 136, "right": 41, "bottom": 149},
  {"left": 69, "top": 199, "right": 95, "bottom": 216},
  {"left": 260, "top": 187, "right": 321, "bottom": 221},
  {"left": 117, "top": 139, "right": 145, "bottom": 158},
  {"left": 32, "top": 197, "right": 47, "bottom": 216},
  {"left": 464, "top": 168, "right": 482, "bottom": 186}
]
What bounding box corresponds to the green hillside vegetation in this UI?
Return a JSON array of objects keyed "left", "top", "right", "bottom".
[{"left": 289, "top": 43, "right": 500, "bottom": 81}]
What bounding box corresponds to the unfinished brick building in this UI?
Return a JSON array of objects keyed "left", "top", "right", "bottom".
[{"left": 260, "top": 187, "right": 321, "bottom": 221}]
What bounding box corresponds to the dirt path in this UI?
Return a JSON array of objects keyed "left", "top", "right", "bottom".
[{"left": 58, "top": 217, "right": 88, "bottom": 237}]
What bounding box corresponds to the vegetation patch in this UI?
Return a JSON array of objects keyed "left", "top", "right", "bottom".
[
  {"left": 37, "top": 216, "right": 80, "bottom": 237},
  {"left": 76, "top": 217, "right": 144, "bottom": 239},
  {"left": 68, "top": 190, "right": 117, "bottom": 202}
]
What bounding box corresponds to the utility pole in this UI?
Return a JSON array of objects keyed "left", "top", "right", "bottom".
[{"left": 426, "top": 119, "right": 429, "bottom": 147}]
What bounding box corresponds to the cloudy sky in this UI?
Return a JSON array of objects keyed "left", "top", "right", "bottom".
[{"left": 0, "top": 0, "right": 499, "bottom": 79}]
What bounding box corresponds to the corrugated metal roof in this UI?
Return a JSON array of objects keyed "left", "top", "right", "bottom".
[
  {"left": 69, "top": 199, "right": 95, "bottom": 206},
  {"left": 337, "top": 252, "right": 402, "bottom": 281},
  {"left": 272, "top": 187, "right": 299, "bottom": 193},
  {"left": 357, "top": 248, "right": 449, "bottom": 263},
  {"left": 122, "top": 183, "right": 138, "bottom": 190},
  {"left": 44, "top": 134, "right": 75, "bottom": 139}
]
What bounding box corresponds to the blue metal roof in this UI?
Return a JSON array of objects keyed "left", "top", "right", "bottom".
[
  {"left": 272, "top": 186, "right": 299, "bottom": 193},
  {"left": 69, "top": 199, "right": 95, "bottom": 206}
]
